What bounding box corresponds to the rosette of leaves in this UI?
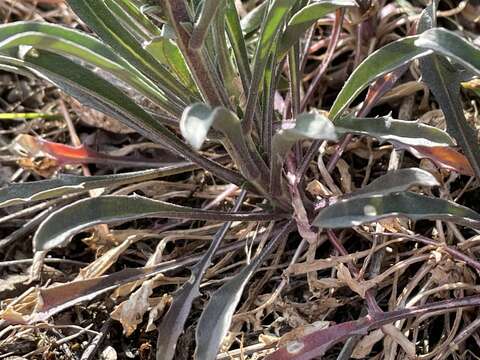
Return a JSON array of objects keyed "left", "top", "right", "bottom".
[{"left": 1, "top": 0, "right": 480, "bottom": 359}]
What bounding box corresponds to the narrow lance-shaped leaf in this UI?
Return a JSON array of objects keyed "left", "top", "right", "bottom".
[
  {"left": 32, "top": 234, "right": 264, "bottom": 323},
  {"left": 0, "top": 21, "right": 177, "bottom": 114},
  {"left": 0, "top": 163, "right": 196, "bottom": 209},
  {"left": 415, "top": 28, "right": 480, "bottom": 77},
  {"left": 195, "top": 220, "right": 295, "bottom": 360},
  {"left": 213, "top": 5, "right": 242, "bottom": 103},
  {"left": 156, "top": 190, "right": 247, "bottom": 360},
  {"left": 328, "top": 36, "right": 431, "bottom": 121},
  {"left": 181, "top": 103, "right": 270, "bottom": 196},
  {"left": 417, "top": 5, "right": 480, "bottom": 181},
  {"left": 243, "top": 0, "right": 297, "bottom": 133},
  {"left": 103, "top": 0, "right": 162, "bottom": 40},
  {"left": 0, "top": 50, "right": 245, "bottom": 187},
  {"left": 33, "top": 266, "right": 179, "bottom": 323},
  {"left": 314, "top": 192, "right": 480, "bottom": 230},
  {"left": 271, "top": 112, "right": 338, "bottom": 195},
  {"left": 163, "top": 0, "right": 229, "bottom": 107},
  {"left": 335, "top": 115, "right": 455, "bottom": 147},
  {"left": 271, "top": 113, "right": 454, "bottom": 196},
  {"left": 329, "top": 27, "right": 480, "bottom": 121},
  {"left": 0, "top": 63, "right": 33, "bottom": 77},
  {"left": 278, "top": 0, "right": 356, "bottom": 57},
  {"left": 144, "top": 35, "right": 196, "bottom": 92},
  {"left": 226, "top": 0, "right": 252, "bottom": 93},
  {"left": 190, "top": 0, "right": 227, "bottom": 49},
  {"left": 12, "top": 134, "right": 180, "bottom": 168},
  {"left": 66, "top": 0, "right": 194, "bottom": 104},
  {"left": 335, "top": 116, "right": 472, "bottom": 176},
  {"left": 33, "top": 195, "right": 285, "bottom": 252},
  {"left": 240, "top": 1, "right": 268, "bottom": 35},
  {"left": 345, "top": 168, "right": 439, "bottom": 198}
]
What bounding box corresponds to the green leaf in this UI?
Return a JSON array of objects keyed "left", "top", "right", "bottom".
[
  {"left": 0, "top": 50, "right": 245, "bottom": 187},
  {"left": 0, "top": 62, "right": 33, "bottom": 77},
  {"left": 0, "top": 22, "right": 177, "bottom": 113},
  {"left": 279, "top": 0, "right": 356, "bottom": 57},
  {"left": 156, "top": 191, "right": 246, "bottom": 360},
  {"left": 0, "top": 163, "right": 195, "bottom": 209},
  {"left": 240, "top": 1, "right": 268, "bottom": 35},
  {"left": 195, "top": 221, "right": 294, "bottom": 360},
  {"left": 243, "top": 0, "right": 297, "bottom": 133},
  {"left": 162, "top": 0, "right": 229, "bottom": 107},
  {"left": 329, "top": 27, "right": 480, "bottom": 121},
  {"left": 66, "top": 0, "right": 193, "bottom": 104},
  {"left": 190, "top": 0, "right": 228, "bottom": 49},
  {"left": 314, "top": 192, "right": 480, "bottom": 230},
  {"left": 415, "top": 28, "right": 480, "bottom": 77},
  {"left": 335, "top": 116, "right": 455, "bottom": 147},
  {"left": 346, "top": 168, "right": 439, "bottom": 198},
  {"left": 226, "top": 0, "right": 252, "bottom": 92},
  {"left": 33, "top": 195, "right": 285, "bottom": 251},
  {"left": 271, "top": 112, "right": 337, "bottom": 194},
  {"left": 104, "top": 0, "right": 162, "bottom": 40},
  {"left": 329, "top": 36, "right": 431, "bottom": 121},
  {"left": 417, "top": 6, "right": 480, "bottom": 181},
  {"left": 180, "top": 103, "right": 270, "bottom": 196},
  {"left": 419, "top": 58, "right": 480, "bottom": 179},
  {"left": 144, "top": 36, "right": 196, "bottom": 92}
]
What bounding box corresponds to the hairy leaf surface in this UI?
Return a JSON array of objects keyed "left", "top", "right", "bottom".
[
  {"left": 0, "top": 164, "right": 195, "bottom": 209},
  {"left": 195, "top": 221, "right": 295, "bottom": 360},
  {"left": 34, "top": 196, "right": 285, "bottom": 251},
  {"left": 314, "top": 192, "right": 480, "bottom": 229},
  {"left": 335, "top": 116, "right": 455, "bottom": 147},
  {"left": 418, "top": 5, "right": 480, "bottom": 181},
  {"left": 346, "top": 168, "right": 439, "bottom": 198}
]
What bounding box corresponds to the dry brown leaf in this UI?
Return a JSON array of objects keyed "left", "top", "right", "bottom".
[
  {"left": 17, "top": 157, "right": 59, "bottom": 178},
  {"left": 352, "top": 328, "right": 384, "bottom": 358},
  {"left": 0, "top": 274, "right": 30, "bottom": 294},
  {"left": 0, "top": 307, "right": 30, "bottom": 324},
  {"left": 336, "top": 263, "right": 369, "bottom": 298},
  {"left": 146, "top": 294, "right": 172, "bottom": 332},
  {"left": 406, "top": 145, "right": 474, "bottom": 176},
  {"left": 111, "top": 281, "right": 153, "bottom": 336},
  {"left": 336, "top": 158, "right": 352, "bottom": 193},
  {"left": 418, "top": 109, "right": 446, "bottom": 129},
  {"left": 75, "top": 235, "right": 136, "bottom": 281},
  {"left": 306, "top": 180, "right": 332, "bottom": 197},
  {"left": 380, "top": 81, "right": 429, "bottom": 109}
]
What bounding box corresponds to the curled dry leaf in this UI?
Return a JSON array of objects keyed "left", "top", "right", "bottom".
[
  {"left": 111, "top": 281, "right": 153, "bottom": 336},
  {"left": 336, "top": 263, "right": 369, "bottom": 298},
  {"left": 75, "top": 235, "right": 136, "bottom": 281},
  {"left": 146, "top": 294, "right": 172, "bottom": 332}
]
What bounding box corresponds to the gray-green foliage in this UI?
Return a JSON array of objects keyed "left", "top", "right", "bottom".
[{"left": 1, "top": 1, "right": 480, "bottom": 359}]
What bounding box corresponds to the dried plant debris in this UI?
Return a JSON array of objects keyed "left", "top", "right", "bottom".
[{"left": 0, "top": 1, "right": 480, "bottom": 360}]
